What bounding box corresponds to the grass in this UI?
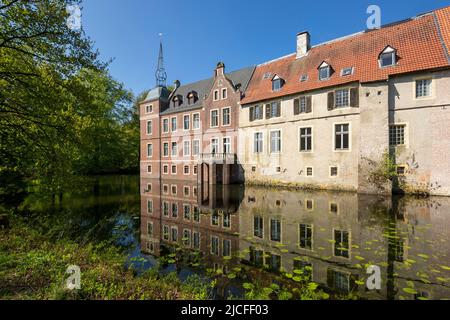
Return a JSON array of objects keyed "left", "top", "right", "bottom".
[{"left": 0, "top": 215, "right": 211, "bottom": 300}]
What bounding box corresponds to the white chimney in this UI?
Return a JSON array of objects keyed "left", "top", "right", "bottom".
[{"left": 296, "top": 31, "right": 311, "bottom": 59}]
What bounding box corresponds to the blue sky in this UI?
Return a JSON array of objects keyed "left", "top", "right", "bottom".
[{"left": 82, "top": 0, "right": 450, "bottom": 96}]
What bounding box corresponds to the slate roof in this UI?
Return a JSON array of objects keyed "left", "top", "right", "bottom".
[
  {"left": 241, "top": 6, "right": 450, "bottom": 105},
  {"left": 160, "top": 66, "right": 255, "bottom": 115}
]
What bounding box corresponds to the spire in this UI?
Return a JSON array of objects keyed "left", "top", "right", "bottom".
[{"left": 155, "top": 33, "right": 167, "bottom": 88}]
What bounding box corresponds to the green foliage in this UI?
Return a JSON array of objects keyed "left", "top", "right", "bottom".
[{"left": 367, "top": 151, "right": 398, "bottom": 191}]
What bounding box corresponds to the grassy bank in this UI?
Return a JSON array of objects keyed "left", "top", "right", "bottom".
[{"left": 0, "top": 215, "right": 211, "bottom": 300}]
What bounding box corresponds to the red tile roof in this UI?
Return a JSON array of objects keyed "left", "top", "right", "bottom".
[{"left": 242, "top": 7, "right": 450, "bottom": 105}]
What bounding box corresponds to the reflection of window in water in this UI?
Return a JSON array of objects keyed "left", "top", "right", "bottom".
[
  {"left": 223, "top": 239, "right": 231, "bottom": 257},
  {"left": 334, "top": 230, "right": 350, "bottom": 258},
  {"left": 193, "top": 206, "right": 200, "bottom": 222},
  {"left": 146, "top": 241, "right": 154, "bottom": 253},
  {"left": 211, "top": 211, "right": 219, "bottom": 226},
  {"left": 293, "top": 260, "right": 312, "bottom": 281},
  {"left": 193, "top": 232, "right": 200, "bottom": 249},
  {"left": 266, "top": 253, "right": 281, "bottom": 272},
  {"left": 163, "top": 201, "right": 169, "bottom": 217},
  {"left": 147, "top": 222, "right": 153, "bottom": 237},
  {"left": 163, "top": 184, "right": 169, "bottom": 194},
  {"left": 270, "top": 219, "right": 281, "bottom": 242},
  {"left": 249, "top": 247, "right": 264, "bottom": 267},
  {"left": 211, "top": 236, "right": 219, "bottom": 255},
  {"left": 299, "top": 224, "right": 313, "bottom": 250},
  {"left": 183, "top": 229, "right": 191, "bottom": 246},
  {"left": 183, "top": 205, "right": 191, "bottom": 220},
  {"left": 253, "top": 216, "right": 264, "bottom": 238},
  {"left": 327, "top": 270, "right": 351, "bottom": 293},
  {"left": 306, "top": 199, "right": 314, "bottom": 211},
  {"left": 163, "top": 225, "right": 169, "bottom": 241},
  {"left": 392, "top": 238, "right": 404, "bottom": 262},
  {"left": 171, "top": 227, "right": 178, "bottom": 242},
  {"left": 223, "top": 213, "right": 231, "bottom": 228},
  {"left": 414, "top": 291, "right": 430, "bottom": 300},
  {"left": 184, "top": 186, "right": 190, "bottom": 197},
  {"left": 172, "top": 203, "right": 178, "bottom": 218}
]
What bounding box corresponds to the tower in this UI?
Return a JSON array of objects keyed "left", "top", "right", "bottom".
[{"left": 155, "top": 34, "right": 167, "bottom": 88}]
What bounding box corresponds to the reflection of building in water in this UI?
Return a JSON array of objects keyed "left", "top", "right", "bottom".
[{"left": 140, "top": 178, "right": 450, "bottom": 300}]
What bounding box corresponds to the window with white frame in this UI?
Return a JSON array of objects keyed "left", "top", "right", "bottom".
[
  {"left": 172, "top": 203, "right": 178, "bottom": 217},
  {"left": 211, "top": 110, "right": 219, "bottom": 127},
  {"left": 183, "top": 140, "right": 190, "bottom": 156},
  {"left": 193, "top": 140, "right": 200, "bottom": 156},
  {"left": 147, "top": 165, "right": 152, "bottom": 174},
  {"left": 254, "top": 216, "right": 263, "bottom": 238},
  {"left": 335, "top": 89, "right": 349, "bottom": 108},
  {"left": 223, "top": 137, "right": 231, "bottom": 154},
  {"left": 222, "top": 88, "right": 227, "bottom": 99},
  {"left": 163, "top": 142, "right": 169, "bottom": 157},
  {"left": 171, "top": 142, "right": 177, "bottom": 156},
  {"left": 171, "top": 165, "right": 177, "bottom": 175},
  {"left": 183, "top": 114, "right": 190, "bottom": 130},
  {"left": 334, "top": 230, "right": 350, "bottom": 258},
  {"left": 223, "top": 213, "right": 231, "bottom": 228},
  {"left": 145, "top": 105, "right": 153, "bottom": 114},
  {"left": 389, "top": 125, "right": 406, "bottom": 146},
  {"left": 213, "top": 90, "right": 219, "bottom": 101},
  {"left": 211, "top": 236, "right": 219, "bottom": 255},
  {"left": 211, "top": 138, "right": 219, "bottom": 154},
  {"left": 147, "top": 200, "right": 153, "bottom": 215},
  {"left": 163, "top": 201, "right": 169, "bottom": 216},
  {"left": 416, "top": 79, "right": 432, "bottom": 98},
  {"left": 171, "top": 117, "right": 177, "bottom": 131},
  {"left": 379, "top": 46, "right": 396, "bottom": 67},
  {"left": 193, "top": 113, "right": 200, "bottom": 129},
  {"left": 147, "top": 143, "right": 153, "bottom": 157},
  {"left": 319, "top": 62, "right": 331, "bottom": 80},
  {"left": 163, "top": 165, "right": 168, "bottom": 174},
  {"left": 183, "top": 204, "right": 191, "bottom": 220},
  {"left": 299, "top": 224, "right": 313, "bottom": 250},
  {"left": 254, "top": 132, "right": 263, "bottom": 153},
  {"left": 162, "top": 118, "right": 169, "bottom": 133},
  {"left": 306, "top": 167, "right": 313, "bottom": 177},
  {"left": 270, "top": 218, "right": 281, "bottom": 242},
  {"left": 222, "top": 107, "right": 231, "bottom": 126},
  {"left": 183, "top": 229, "right": 191, "bottom": 246},
  {"left": 299, "top": 127, "right": 312, "bottom": 152},
  {"left": 270, "top": 130, "right": 281, "bottom": 153},
  {"left": 171, "top": 227, "right": 178, "bottom": 242},
  {"left": 335, "top": 124, "right": 350, "bottom": 150},
  {"left": 146, "top": 120, "right": 152, "bottom": 135},
  {"left": 163, "top": 225, "right": 169, "bottom": 240}
]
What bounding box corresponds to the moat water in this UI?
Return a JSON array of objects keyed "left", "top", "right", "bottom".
[{"left": 23, "top": 175, "right": 450, "bottom": 300}]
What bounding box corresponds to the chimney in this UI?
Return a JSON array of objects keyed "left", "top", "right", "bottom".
[
  {"left": 215, "top": 62, "right": 225, "bottom": 77},
  {"left": 296, "top": 31, "right": 310, "bottom": 59}
]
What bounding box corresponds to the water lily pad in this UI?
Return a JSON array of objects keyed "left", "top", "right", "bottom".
[{"left": 403, "top": 288, "right": 418, "bottom": 295}]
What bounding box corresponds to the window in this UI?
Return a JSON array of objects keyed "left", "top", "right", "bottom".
[
  {"left": 270, "top": 130, "right": 281, "bottom": 153},
  {"left": 183, "top": 229, "right": 191, "bottom": 246},
  {"left": 306, "top": 167, "right": 313, "bottom": 177},
  {"left": 335, "top": 89, "right": 349, "bottom": 108},
  {"left": 267, "top": 254, "right": 281, "bottom": 272},
  {"left": 249, "top": 105, "right": 264, "bottom": 121},
  {"left": 146, "top": 121, "right": 152, "bottom": 135},
  {"left": 147, "top": 200, "right": 153, "bottom": 215},
  {"left": 183, "top": 205, "right": 191, "bottom": 220},
  {"left": 222, "top": 88, "right": 227, "bottom": 99},
  {"left": 146, "top": 184, "right": 152, "bottom": 193},
  {"left": 341, "top": 67, "right": 354, "bottom": 76},
  {"left": 299, "top": 127, "right": 312, "bottom": 152},
  {"left": 193, "top": 232, "right": 200, "bottom": 249},
  {"left": 299, "top": 96, "right": 307, "bottom": 113},
  {"left": 267, "top": 101, "right": 281, "bottom": 118},
  {"left": 254, "top": 216, "right": 263, "bottom": 238},
  {"left": 147, "top": 165, "right": 152, "bottom": 174},
  {"left": 193, "top": 206, "right": 200, "bottom": 222},
  {"left": 299, "top": 224, "right": 313, "bottom": 250},
  {"left": 223, "top": 239, "right": 231, "bottom": 257},
  {"left": 193, "top": 165, "right": 198, "bottom": 175},
  {"left": 163, "top": 165, "right": 169, "bottom": 174},
  {"left": 145, "top": 105, "right": 153, "bottom": 113},
  {"left": 171, "top": 165, "right": 177, "bottom": 175},
  {"left": 334, "top": 230, "right": 350, "bottom": 258},
  {"left": 193, "top": 113, "right": 200, "bottom": 129},
  {"left": 147, "top": 144, "right": 153, "bottom": 157},
  {"left": 211, "top": 110, "right": 219, "bottom": 127},
  {"left": 163, "top": 225, "right": 169, "bottom": 240},
  {"left": 306, "top": 199, "right": 314, "bottom": 210},
  {"left": 172, "top": 203, "right": 178, "bottom": 217},
  {"left": 163, "top": 201, "right": 169, "bottom": 217},
  {"left": 389, "top": 125, "right": 406, "bottom": 146},
  {"left": 163, "top": 142, "right": 169, "bottom": 157},
  {"left": 223, "top": 213, "right": 231, "bottom": 228},
  {"left": 397, "top": 165, "right": 406, "bottom": 176},
  {"left": 263, "top": 72, "right": 272, "bottom": 80},
  {"left": 380, "top": 47, "right": 396, "bottom": 67},
  {"left": 211, "top": 138, "right": 219, "bottom": 154},
  {"left": 416, "top": 79, "right": 432, "bottom": 98},
  {"left": 183, "top": 115, "right": 190, "bottom": 130},
  {"left": 300, "top": 74, "right": 308, "bottom": 82},
  {"left": 213, "top": 90, "right": 219, "bottom": 101},
  {"left": 319, "top": 63, "right": 331, "bottom": 80},
  {"left": 184, "top": 165, "right": 190, "bottom": 175},
  {"left": 222, "top": 107, "right": 231, "bottom": 126},
  {"left": 171, "top": 142, "right": 177, "bottom": 156},
  {"left": 272, "top": 78, "right": 283, "bottom": 91},
  {"left": 171, "top": 117, "right": 177, "bottom": 131},
  {"left": 183, "top": 140, "right": 190, "bottom": 156},
  {"left": 211, "top": 211, "right": 219, "bottom": 226},
  {"left": 254, "top": 132, "right": 263, "bottom": 153},
  {"left": 252, "top": 166, "right": 256, "bottom": 172},
  {"left": 163, "top": 119, "right": 169, "bottom": 133},
  {"left": 211, "top": 236, "right": 219, "bottom": 255},
  {"left": 335, "top": 124, "right": 350, "bottom": 150},
  {"left": 192, "top": 140, "right": 200, "bottom": 156},
  {"left": 270, "top": 219, "right": 281, "bottom": 242},
  {"left": 171, "top": 227, "right": 178, "bottom": 242},
  {"left": 223, "top": 137, "right": 231, "bottom": 154},
  {"left": 163, "top": 184, "right": 169, "bottom": 194},
  {"left": 330, "top": 166, "right": 338, "bottom": 177}
]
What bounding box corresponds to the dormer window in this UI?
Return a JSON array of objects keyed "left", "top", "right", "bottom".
[
  {"left": 379, "top": 46, "right": 397, "bottom": 68},
  {"left": 173, "top": 95, "right": 182, "bottom": 107},
  {"left": 272, "top": 75, "right": 284, "bottom": 92},
  {"left": 187, "top": 91, "right": 198, "bottom": 105},
  {"left": 263, "top": 72, "right": 272, "bottom": 80},
  {"left": 341, "top": 67, "right": 354, "bottom": 77},
  {"left": 318, "top": 62, "right": 331, "bottom": 81},
  {"left": 300, "top": 74, "right": 308, "bottom": 82}
]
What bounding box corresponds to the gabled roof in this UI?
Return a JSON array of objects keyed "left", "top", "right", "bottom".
[
  {"left": 241, "top": 6, "right": 450, "bottom": 105},
  {"left": 160, "top": 66, "right": 255, "bottom": 115}
]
